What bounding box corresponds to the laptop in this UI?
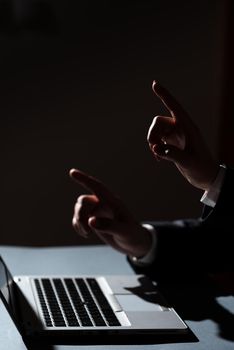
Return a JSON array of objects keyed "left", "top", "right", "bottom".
[{"left": 0, "top": 255, "right": 188, "bottom": 344}]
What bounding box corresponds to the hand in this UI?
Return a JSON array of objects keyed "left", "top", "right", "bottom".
[
  {"left": 147, "top": 81, "right": 219, "bottom": 191},
  {"left": 69, "top": 169, "right": 152, "bottom": 258}
]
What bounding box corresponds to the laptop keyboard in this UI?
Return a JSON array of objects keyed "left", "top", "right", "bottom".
[{"left": 34, "top": 278, "right": 121, "bottom": 328}]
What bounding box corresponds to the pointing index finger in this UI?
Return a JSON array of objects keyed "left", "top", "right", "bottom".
[
  {"left": 152, "top": 81, "right": 188, "bottom": 122},
  {"left": 69, "top": 168, "right": 119, "bottom": 206}
]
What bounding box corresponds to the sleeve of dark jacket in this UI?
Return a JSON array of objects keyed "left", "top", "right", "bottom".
[{"left": 128, "top": 167, "right": 234, "bottom": 282}]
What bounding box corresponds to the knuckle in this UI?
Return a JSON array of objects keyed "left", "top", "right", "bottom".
[
  {"left": 77, "top": 195, "right": 88, "bottom": 205},
  {"left": 72, "top": 216, "right": 78, "bottom": 227},
  {"left": 75, "top": 196, "right": 92, "bottom": 215},
  {"left": 77, "top": 194, "right": 98, "bottom": 206},
  {"left": 74, "top": 195, "right": 99, "bottom": 222}
]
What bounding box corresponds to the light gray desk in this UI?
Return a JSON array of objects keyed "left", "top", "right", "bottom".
[{"left": 0, "top": 245, "right": 234, "bottom": 350}]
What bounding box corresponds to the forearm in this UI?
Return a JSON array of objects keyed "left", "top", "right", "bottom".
[
  {"left": 129, "top": 166, "right": 234, "bottom": 280},
  {"left": 128, "top": 218, "right": 206, "bottom": 281}
]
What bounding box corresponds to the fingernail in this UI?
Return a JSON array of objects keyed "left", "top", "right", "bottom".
[
  {"left": 70, "top": 169, "right": 79, "bottom": 179},
  {"left": 152, "top": 80, "right": 160, "bottom": 92}
]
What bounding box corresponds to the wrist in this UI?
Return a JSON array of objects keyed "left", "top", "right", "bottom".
[
  {"left": 130, "top": 225, "right": 153, "bottom": 259},
  {"left": 129, "top": 224, "right": 157, "bottom": 266},
  {"left": 203, "top": 162, "right": 220, "bottom": 192},
  {"left": 201, "top": 164, "right": 226, "bottom": 207}
]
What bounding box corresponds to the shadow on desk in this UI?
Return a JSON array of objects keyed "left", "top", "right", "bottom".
[{"left": 158, "top": 275, "right": 234, "bottom": 343}]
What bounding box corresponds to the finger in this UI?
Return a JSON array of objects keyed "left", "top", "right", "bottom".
[
  {"left": 89, "top": 217, "right": 125, "bottom": 235},
  {"left": 152, "top": 143, "right": 187, "bottom": 165},
  {"left": 152, "top": 81, "right": 188, "bottom": 122},
  {"left": 88, "top": 217, "right": 132, "bottom": 254},
  {"left": 147, "top": 115, "right": 175, "bottom": 145},
  {"left": 75, "top": 195, "right": 98, "bottom": 220},
  {"left": 72, "top": 216, "right": 91, "bottom": 238},
  {"left": 73, "top": 195, "right": 98, "bottom": 237},
  {"left": 69, "top": 168, "right": 120, "bottom": 208},
  {"left": 89, "top": 217, "right": 132, "bottom": 242}
]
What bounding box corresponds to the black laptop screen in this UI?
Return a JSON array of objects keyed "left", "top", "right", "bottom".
[{"left": 0, "top": 256, "right": 14, "bottom": 313}]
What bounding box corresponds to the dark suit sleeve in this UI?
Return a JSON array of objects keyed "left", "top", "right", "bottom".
[{"left": 129, "top": 167, "right": 234, "bottom": 281}]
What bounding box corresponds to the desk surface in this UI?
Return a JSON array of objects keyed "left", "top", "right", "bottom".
[{"left": 0, "top": 245, "right": 234, "bottom": 350}]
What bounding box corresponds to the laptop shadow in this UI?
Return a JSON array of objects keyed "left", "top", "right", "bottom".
[{"left": 24, "top": 329, "right": 198, "bottom": 348}]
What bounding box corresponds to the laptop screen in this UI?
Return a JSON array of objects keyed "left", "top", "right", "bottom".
[{"left": 0, "top": 256, "right": 16, "bottom": 320}]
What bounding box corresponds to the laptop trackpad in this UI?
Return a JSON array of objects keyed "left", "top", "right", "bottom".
[{"left": 116, "top": 294, "right": 163, "bottom": 311}]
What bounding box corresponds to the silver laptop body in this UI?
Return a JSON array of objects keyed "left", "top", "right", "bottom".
[{"left": 0, "top": 256, "right": 188, "bottom": 341}]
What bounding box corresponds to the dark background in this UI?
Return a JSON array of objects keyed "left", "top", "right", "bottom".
[{"left": 0, "top": 0, "right": 230, "bottom": 245}]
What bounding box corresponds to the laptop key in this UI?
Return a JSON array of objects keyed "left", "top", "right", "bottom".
[
  {"left": 41, "top": 279, "right": 66, "bottom": 327},
  {"left": 34, "top": 279, "right": 53, "bottom": 327},
  {"left": 75, "top": 278, "right": 107, "bottom": 326},
  {"left": 87, "top": 278, "right": 120, "bottom": 326},
  {"left": 36, "top": 277, "right": 120, "bottom": 328},
  {"left": 53, "top": 279, "right": 79, "bottom": 327},
  {"left": 64, "top": 278, "right": 93, "bottom": 327}
]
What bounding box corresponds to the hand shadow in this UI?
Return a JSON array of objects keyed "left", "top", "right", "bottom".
[{"left": 157, "top": 273, "right": 234, "bottom": 342}]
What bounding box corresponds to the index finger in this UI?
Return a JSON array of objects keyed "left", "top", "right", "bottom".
[
  {"left": 152, "top": 81, "right": 188, "bottom": 122},
  {"left": 69, "top": 168, "right": 119, "bottom": 207}
]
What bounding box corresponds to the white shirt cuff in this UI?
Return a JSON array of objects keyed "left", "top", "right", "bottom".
[{"left": 200, "top": 164, "right": 226, "bottom": 208}]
